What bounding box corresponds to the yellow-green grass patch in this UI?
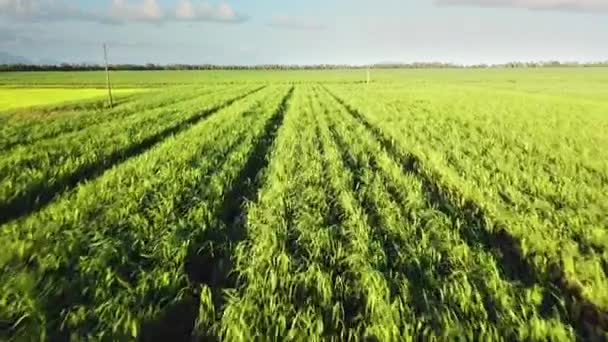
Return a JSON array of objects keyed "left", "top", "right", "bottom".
[{"left": 0, "top": 87, "right": 145, "bottom": 111}]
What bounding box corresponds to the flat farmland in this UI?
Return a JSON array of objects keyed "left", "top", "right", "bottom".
[
  {"left": 0, "top": 69, "right": 607, "bottom": 341},
  {"left": 0, "top": 87, "right": 145, "bottom": 112}
]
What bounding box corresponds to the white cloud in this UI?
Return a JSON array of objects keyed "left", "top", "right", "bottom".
[
  {"left": 175, "top": 1, "right": 245, "bottom": 22},
  {"left": 0, "top": 0, "right": 96, "bottom": 21},
  {"left": 175, "top": 1, "right": 197, "bottom": 19},
  {"left": 0, "top": 0, "right": 42, "bottom": 19},
  {"left": 0, "top": 0, "right": 246, "bottom": 23},
  {"left": 435, "top": 0, "right": 608, "bottom": 12},
  {"left": 269, "top": 15, "right": 327, "bottom": 31},
  {"left": 110, "top": 0, "right": 164, "bottom": 22}
]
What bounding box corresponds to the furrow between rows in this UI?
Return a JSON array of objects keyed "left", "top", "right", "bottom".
[
  {"left": 0, "top": 85, "right": 265, "bottom": 225},
  {"left": 322, "top": 85, "right": 608, "bottom": 339}
]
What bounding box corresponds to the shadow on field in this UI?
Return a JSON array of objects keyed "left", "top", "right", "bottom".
[
  {"left": 322, "top": 86, "right": 608, "bottom": 340},
  {"left": 323, "top": 86, "right": 536, "bottom": 286},
  {"left": 139, "top": 87, "right": 294, "bottom": 341},
  {"left": 15, "top": 122, "right": 250, "bottom": 342},
  {"left": 2, "top": 91, "right": 197, "bottom": 150},
  {"left": 139, "top": 291, "right": 199, "bottom": 342},
  {"left": 0, "top": 86, "right": 266, "bottom": 226}
]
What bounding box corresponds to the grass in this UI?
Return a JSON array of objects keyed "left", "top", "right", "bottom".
[
  {"left": 0, "top": 69, "right": 606, "bottom": 340},
  {"left": 0, "top": 87, "right": 145, "bottom": 111},
  {"left": 1, "top": 67, "right": 608, "bottom": 91},
  {"left": 0, "top": 85, "right": 263, "bottom": 223}
]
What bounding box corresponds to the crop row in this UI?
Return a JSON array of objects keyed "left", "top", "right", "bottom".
[
  {"left": 0, "top": 84, "right": 264, "bottom": 224},
  {"left": 219, "top": 86, "right": 353, "bottom": 339},
  {"left": 0, "top": 85, "right": 292, "bottom": 340},
  {"left": 1, "top": 83, "right": 605, "bottom": 340},
  {"left": 317, "top": 86, "right": 577, "bottom": 339},
  {"left": 324, "top": 84, "right": 608, "bottom": 339},
  {"left": 0, "top": 84, "right": 240, "bottom": 151},
  {"left": 213, "top": 86, "right": 574, "bottom": 340}
]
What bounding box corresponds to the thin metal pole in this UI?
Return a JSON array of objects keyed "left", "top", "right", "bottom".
[{"left": 103, "top": 43, "right": 114, "bottom": 108}]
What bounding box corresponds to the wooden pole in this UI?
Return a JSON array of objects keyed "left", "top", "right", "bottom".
[
  {"left": 366, "top": 66, "right": 370, "bottom": 84},
  {"left": 103, "top": 43, "right": 114, "bottom": 108}
]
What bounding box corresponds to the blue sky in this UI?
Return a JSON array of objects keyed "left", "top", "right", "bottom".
[{"left": 0, "top": 0, "right": 607, "bottom": 65}]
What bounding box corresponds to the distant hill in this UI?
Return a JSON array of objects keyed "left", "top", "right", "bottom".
[{"left": 0, "top": 51, "right": 32, "bottom": 64}]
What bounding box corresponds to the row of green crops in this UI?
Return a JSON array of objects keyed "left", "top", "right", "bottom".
[
  {"left": 316, "top": 86, "right": 572, "bottom": 339},
  {"left": 0, "top": 77, "right": 606, "bottom": 340},
  {"left": 324, "top": 83, "right": 608, "bottom": 339},
  {"left": 217, "top": 86, "right": 575, "bottom": 340},
  {"left": 0, "top": 84, "right": 264, "bottom": 223},
  {"left": 0, "top": 85, "right": 292, "bottom": 340},
  {"left": 220, "top": 86, "right": 351, "bottom": 339},
  {"left": 0, "top": 84, "right": 241, "bottom": 151}
]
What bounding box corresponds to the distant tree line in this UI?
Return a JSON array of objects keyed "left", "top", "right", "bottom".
[{"left": 1, "top": 61, "right": 608, "bottom": 72}]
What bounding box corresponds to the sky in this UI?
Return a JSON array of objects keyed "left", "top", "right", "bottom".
[{"left": 0, "top": 0, "right": 607, "bottom": 65}]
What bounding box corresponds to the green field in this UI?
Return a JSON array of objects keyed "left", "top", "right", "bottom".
[
  {"left": 0, "top": 69, "right": 607, "bottom": 341},
  {"left": 0, "top": 87, "right": 145, "bottom": 111}
]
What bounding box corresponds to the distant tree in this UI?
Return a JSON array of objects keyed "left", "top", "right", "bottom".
[{"left": 1, "top": 61, "right": 607, "bottom": 72}]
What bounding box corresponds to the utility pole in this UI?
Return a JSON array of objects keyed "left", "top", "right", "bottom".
[
  {"left": 366, "top": 65, "right": 370, "bottom": 85},
  {"left": 103, "top": 43, "right": 114, "bottom": 108}
]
